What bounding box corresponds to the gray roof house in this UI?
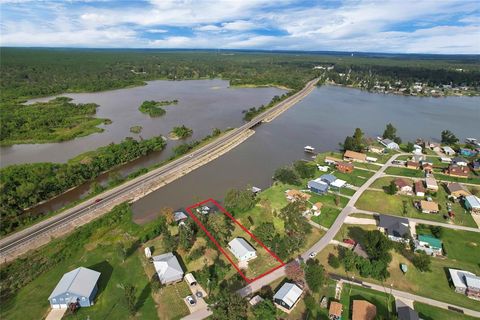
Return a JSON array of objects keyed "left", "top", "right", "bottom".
[
  {"left": 48, "top": 267, "right": 101, "bottom": 309},
  {"left": 448, "top": 268, "right": 480, "bottom": 300},
  {"left": 307, "top": 179, "right": 329, "bottom": 194},
  {"left": 395, "top": 299, "right": 419, "bottom": 320},
  {"left": 381, "top": 139, "right": 400, "bottom": 150},
  {"left": 320, "top": 174, "right": 337, "bottom": 185},
  {"left": 228, "top": 237, "right": 257, "bottom": 262},
  {"left": 378, "top": 215, "right": 410, "bottom": 242},
  {"left": 153, "top": 252, "right": 184, "bottom": 284},
  {"left": 174, "top": 211, "right": 188, "bottom": 222},
  {"left": 273, "top": 282, "right": 303, "bottom": 311}
]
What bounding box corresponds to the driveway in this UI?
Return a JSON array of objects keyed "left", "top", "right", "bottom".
[{"left": 45, "top": 308, "right": 66, "bottom": 320}]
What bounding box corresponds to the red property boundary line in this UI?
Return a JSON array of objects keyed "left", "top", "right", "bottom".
[{"left": 185, "top": 198, "right": 285, "bottom": 283}]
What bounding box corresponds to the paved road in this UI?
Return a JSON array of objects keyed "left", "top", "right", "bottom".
[
  {"left": 355, "top": 209, "right": 480, "bottom": 233},
  {"left": 0, "top": 78, "right": 320, "bottom": 259},
  {"left": 238, "top": 153, "right": 406, "bottom": 297},
  {"left": 335, "top": 275, "right": 480, "bottom": 318}
]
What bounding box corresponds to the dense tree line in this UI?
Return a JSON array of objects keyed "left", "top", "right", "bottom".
[
  {"left": 0, "top": 136, "right": 166, "bottom": 234},
  {"left": 0, "top": 97, "right": 109, "bottom": 145},
  {"left": 170, "top": 125, "right": 193, "bottom": 139}
]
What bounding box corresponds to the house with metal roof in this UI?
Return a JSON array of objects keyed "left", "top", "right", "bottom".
[
  {"left": 152, "top": 252, "right": 184, "bottom": 284},
  {"left": 343, "top": 150, "right": 367, "bottom": 162},
  {"left": 273, "top": 282, "right": 303, "bottom": 311},
  {"left": 378, "top": 215, "right": 410, "bottom": 242},
  {"left": 464, "top": 195, "right": 480, "bottom": 214},
  {"left": 380, "top": 139, "right": 400, "bottom": 150},
  {"left": 415, "top": 234, "right": 443, "bottom": 256},
  {"left": 395, "top": 299, "right": 419, "bottom": 320},
  {"left": 442, "top": 146, "right": 456, "bottom": 156},
  {"left": 425, "top": 177, "right": 438, "bottom": 191},
  {"left": 448, "top": 269, "right": 480, "bottom": 300},
  {"left": 48, "top": 267, "right": 101, "bottom": 309},
  {"left": 320, "top": 174, "right": 337, "bottom": 185},
  {"left": 228, "top": 237, "right": 257, "bottom": 262},
  {"left": 174, "top": 211, "right": 188, "bottom": 223},
  {"left": 307, "top": 179, "right": 329, "bottom": 194}
]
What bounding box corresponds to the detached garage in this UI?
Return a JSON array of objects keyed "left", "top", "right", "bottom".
[{"left": 48, "top": 267, "right": 101, "bottom": 309}]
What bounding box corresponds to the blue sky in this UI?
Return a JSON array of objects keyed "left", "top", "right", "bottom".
[{"left": 0, "top": 0, "right": 479, "bottom": 54}]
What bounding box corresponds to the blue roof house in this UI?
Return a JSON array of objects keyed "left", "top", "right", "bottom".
[
  {"left": 308, "top": 179, "right": 329, "bottom": 194},
  {"left": 320, "top": 174, "right": 337, "bottom": 185},
  {"left": 48, "top": 267, "right": 101, "bottom": 309}
]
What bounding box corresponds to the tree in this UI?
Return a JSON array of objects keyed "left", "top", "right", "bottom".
[
  {"left": 387, "top": 180, "right": 397, "bottom": 195},
  {"left": 342, "top": 128, "right": 365, "bottom": 152},
  {"left": 116, "top": 242, "right": 127, "bottom": 263},
  {"left": 161, "top": 207, "right": 175, "bottom": 224},
  {"left": 254, "top": 222, "right": 277, "bottom": 247},
  {"left": 328, "top": 253, "right": 340, "bottom": 269},
  {"left": 252, "top": 300, "right": 276, "bottom": 320},
  {"left": 178, "top": 220, "right": 196, "bottom": 250},
  {"left": 441, "top": 130, "right": 459, "bottom": 145},
  {"left": 341, "top": 248, "right": 356, "bottom": 271},
  {"left": 211, "top": 291, "right": 248, "bottom": 320},
  {"left": 363, "top": 230, "right": 392, "bottom": 264},
  {"left": 304, "top": 259, "right": 325, "bottom": 292},
  {"left": 382, "top": 123, "right": 397, "bottom": 140},
  {"left": 412, "top": 252, "right": 431, "bottom": 272},
  {"left": 429, "top": 226, "right": 443, "bottom": 238},
  {"left": 122, "top": 283, "right": 137, "bottom": 315},
  {"left": 403, "top": 142, "right": 415, "bottom": 153},
  {"left": 293, "top": 160, "right": 317, "bottom": 179},
  {"left": 224, "top": 188, "right": 256, "bottom": 214},
  {"left": 285, "top": 261, "right": 304, "bottom": 283},
  {"left": 273, "top": 167, "right": 301, "bottom": 185},
  {"left": 206, "top": 213, "right": 233, "bottom": 244}
]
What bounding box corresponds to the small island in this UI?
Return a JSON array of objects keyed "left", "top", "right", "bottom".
[
  {"left": 129, "top": 125, "right": 143, "bottom": 134},
  {"left": 138, "top": 99, "right": 178, "bottom": 117},
  {"left": 169, "top": 125, "right": 193, "bottom": 139}
]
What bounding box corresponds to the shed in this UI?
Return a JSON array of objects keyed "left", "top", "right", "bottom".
[
  {"left": 273, "top": 282, "right": 303, "bottom": 310},
  {"left": 48, "top": 267, "right": 101, "bottom": 309},
  {"left": 414, "top": 181, "right": 425, "bottom": 197},
  {"left": 144, "top": 247, "right": 152, "bottom": 258},
  {"left": 184, "top": 273, "right": 197, "bottom": 286},
  {"left": 228, "top": 237, "right": 257, "bottom": 262}
]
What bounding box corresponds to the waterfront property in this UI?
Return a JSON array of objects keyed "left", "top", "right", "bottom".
[
  {"left": 152, "top": 252, "right": 184, "bottom": 285},
  {"left": 228, "top": 237, "right": 257, "bottom": 262},
  {"left": 286, "top": 189, "right": 312, "bottom": 201},
  {"left": 448, "top": 269, "right": 480, "bottom": 300},
  {"left": 442, "top": 146, "right": 456, "bottom": 156},
  {"left": 380, "top": 138, "right": 400, "bottom": 150},
  {"left": 48, "top": 267, "right": 101, "bottom": 309},
  {"left": 273, "top": 282, "right": 303, "bottom": 312},
  {"left": 464, "top": 195, "right": 480, "bottom": 214},
  {"left": 307, "top": 179, "right": 329, "bottom": 194},
  {"left": 337, "top": 161, "right": 354, "bottom": 173},
  {"left": 352, "top": 300, "right": 377, "bottom": 320},
  {"left": 344, "top": 150, "right": 367, "bottom": 163},
  {"left": 378, "top": 215, "right": 410, "bottom": 242}
]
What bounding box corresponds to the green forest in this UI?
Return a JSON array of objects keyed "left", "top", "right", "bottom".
[
  {"left": 0, "top": 136, "right": 166, "bottom": 235},
  {"left": 0, "top": 97, "right": 109, "bottom": 145}
]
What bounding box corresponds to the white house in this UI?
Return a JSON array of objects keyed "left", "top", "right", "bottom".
[
  {"left": 152, "top": 252, "right": 184, "bottom": 284},
  {"left": 442, "top": 146, "right": 456, "bottom": 156},
  {"left": 465, "top": 195, "right": 480, "bottom": 214},
  {"left": 228, "top": 237, "right": 257, "bottom": 262},
  {"left": 425, "top": 177, "right": 439, "bottom": 191},
  {"left": 380, "top": 139, "right": 400, "bottom": 150},
  {"left": 452, "top": 157, "right": 468, "bottom": 167}
]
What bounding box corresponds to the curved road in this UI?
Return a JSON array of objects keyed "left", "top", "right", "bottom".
[{"left": 0, "top": 77, "right": 319, "bottom": 260}]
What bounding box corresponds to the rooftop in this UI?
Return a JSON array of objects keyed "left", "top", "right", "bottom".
[
  {"left": 228, "top": 237, "right": 256, "bottom": 258},
  {"left": 273, "top": 282, "right": 303, "bottom": 308},
  {"left": 49, "top": 267, "right": 101, "bottom": 300},
  {"left": 329, "top": 301, "right": 343, "bottom": 316},
  {"left": 352, "top": 300, "right": 377, "bottom": 320},
  {"left": 418, "top": 234, "right": 442, "bottom": 249}
]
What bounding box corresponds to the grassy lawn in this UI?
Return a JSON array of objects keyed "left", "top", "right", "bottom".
[
  {"left": 315, "top": 151, "right": 343, "bottom": 164},
  {"left": 414, "top": 302, "right": 479, "bottom": 320},
  {"left": 155, "top": 282, "right": 191, "bottom": 320},
  {"left": 349, "top": 213, "right": 378, "bottom": 220},
  {"left": 1, "top": 204, "right": 159, "bottom": 320},
  {"left": 312, "top": 207, "right": 342, "bottom": 228},
  {"left": 334, "top": 187, "right": 356, "bottom": 197},
  {"left": 369, "top": 176, "right": 414, "bottom": 190},
  {"left": 355, "top": 190, "right": 477, "bottom": 228},
  {"left": 333, "top": 224, "right": 378, "bottom": 242},
  {"left": 434, "top": 172, "right": 480, "bottom": 185},
  {"left": 331, "top": 168, "right": 375, "bottom": 187},
  {"left": 309, "top": 192, "right": 349, "bottom": 209},
  {"left": 366, "top": 150, "right": 396, "bottom": 164},
  {"left": 340, "top": 283, "right": 395, "bottom": 319},
  {"left": 385, "top": 166, "right": 425, "bottom": 178}
]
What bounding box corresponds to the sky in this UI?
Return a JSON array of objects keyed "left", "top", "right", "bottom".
[{"left": 0, "top": 0, "right": 479, "bottom": 54}]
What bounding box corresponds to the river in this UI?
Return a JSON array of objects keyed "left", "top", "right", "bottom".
[{"left": 132, "top": 85, "right": 480, "bottom": 223}]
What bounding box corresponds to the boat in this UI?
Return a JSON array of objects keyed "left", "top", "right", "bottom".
[{"left": 304, "top": 145, "right": 315, "bottom": 153}]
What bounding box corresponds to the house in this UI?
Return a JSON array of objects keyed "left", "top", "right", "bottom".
[
  {"left": 420, "top": 200, "right": 439, "bottom": 214},
  {"left": 472, "top": 159, "right": 480, "bottom": 171},
  {"left": 307, "top": 180, "right": 329, "bottom": 194},
  {"left": 174, "top": 211, "right": 188, "bottom": 223},
  {"left": 448, "top": 269, "right": 480, "bottom": 300},
  {"left": 426, "top": 141, "right": 441, "bottom": 152},
  {"left": 273, "top": 282, "right": 303, "bottom": 311},
  {"left": 325, "top": 156, "right": 340, "bottom": 165},
  {"left": 394, "top": 178, "right": 413, "bottom": 194},
  {"left": 286, "top": 189, "right": 312, "bottom": 201},
  {"left": 152, "top": 252, "right": 184, "bottom": 285},
  {"left": 318, "top": 165, "right": 329, "bottom": 172},
  {"left": 48, "top": 267, "right": 101, "bottom": 309},
  {"left": 378, "top": 215, "right": 410, "bottom": 242},
  {"left": 442, "top": 146, "right": 456, "bottom": 156},
  {"left": 447, "top": 182, "right": 471, "bottom": 198},
  {"left": 331, "top": 179, "right": 346, "bottom": 190},
  {"left": 366, "top": 156, "right": 378, "bottom": 163},
  {"left": 415, "top": 234, "right": 443, "bottom": 256},
  {"left": 452, "top": 157, "right": 468, "bottom": 167},
  {"left": 414, "top": 181, "right": 425, "bottom": 197},
  {"left": 228, "top": 237, "right": 257, "bottom": 262},
  {"left": 444, "top": 164, "right": 469, "bottom": 178},
  {"left": 412, "top": 154, "right": 425, "bottom": 163},
  {"left": 464, "top": 195, "right": 480, "bottom": 214},
  {"left": 320, "top": 174, "right": 338, "bottom": 185},
  {"left": 352, "top": 300, "right": 377, "bottom": 320},
  {"left": 344, "top": 150, "right": 367, "bottom": 162},
  {"left": 328, "top": 301, "right": 343, "bottom": 320},
  {"left": 422, "top": 163, "right": 433, "bottom": 174},
  {"left": 395, "top": 299, "right": 419, "bottom": 320},
  {"left": 380, "top": 138, "right": 400, "bottom": 150},
  {"left": 460, "top": 148, "right": 477, "bottom": 157},
  {"left": 312, "top": 202, "right": 323, "bottom": 216},
  {"left": 337, "top": 161, "right": 354, "bottom": 173},
  {"left": 249, "top": 295, "right": 264, "bottom": 306},
  {"left": 425, "top": 177, "right": 438, "bottom": 191},
  {"left": 368, "top": 145, "right": 385, "bottom": 154},
  {"left": 413, "top": 144, "right": 422, "bottom": 153},
  {"left": 406, "top": 161, "right": 420, "bottom": 170},
  {"left": 440, "top": 157, "right": 452, "bottom": 164}
]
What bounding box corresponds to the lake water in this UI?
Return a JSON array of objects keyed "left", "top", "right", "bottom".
[
  {"left": 0, "top": 79, "right": 285, "bottom": 167},
  {"left": 132, "top": 85, "right": 480, "bottom": 223}
]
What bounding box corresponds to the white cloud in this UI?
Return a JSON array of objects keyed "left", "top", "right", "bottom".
[{"left": 147, "top": 28, "right": 168, "bottom": 33}]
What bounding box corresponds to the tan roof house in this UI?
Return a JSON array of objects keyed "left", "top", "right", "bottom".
[
  {"left": 395, "top": 178, "right": 413, "bottom": 194},
  {"left": 420, "top": 200, "right": 439, "bottom": 214},
  {"left": 352, "top": 300, "right": 377, "bottom": 320},
  {"left": 447, "top": 183, "right": 471, "bottom": 198},
  {"left": 285, "top": 189, "right": 311, "bottom": 202},
  {"left": 343, "top": 150, "right": 367, "bottom": 163},
  {"left": 328, "top": 301, "right": 343, "bottom": 320},
  {"left": 425, "top": 177, "right": 438, "bottom": 191}
]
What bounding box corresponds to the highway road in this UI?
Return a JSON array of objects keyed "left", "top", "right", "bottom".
[{"left": 0, "top": 77, "right": 319, "bottom": 260}]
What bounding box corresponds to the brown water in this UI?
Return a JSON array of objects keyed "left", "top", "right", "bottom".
[{"left": 132, "top": 85, "right": 480, "bottom": 223}]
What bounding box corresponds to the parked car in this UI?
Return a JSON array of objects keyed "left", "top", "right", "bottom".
[{"left": 186, "top": 296, "right": 196, "bottom": 306}]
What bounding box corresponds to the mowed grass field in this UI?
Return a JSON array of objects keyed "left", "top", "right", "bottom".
[{"left": 414, "top": 302, "right": 479, "bottom": 320}]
